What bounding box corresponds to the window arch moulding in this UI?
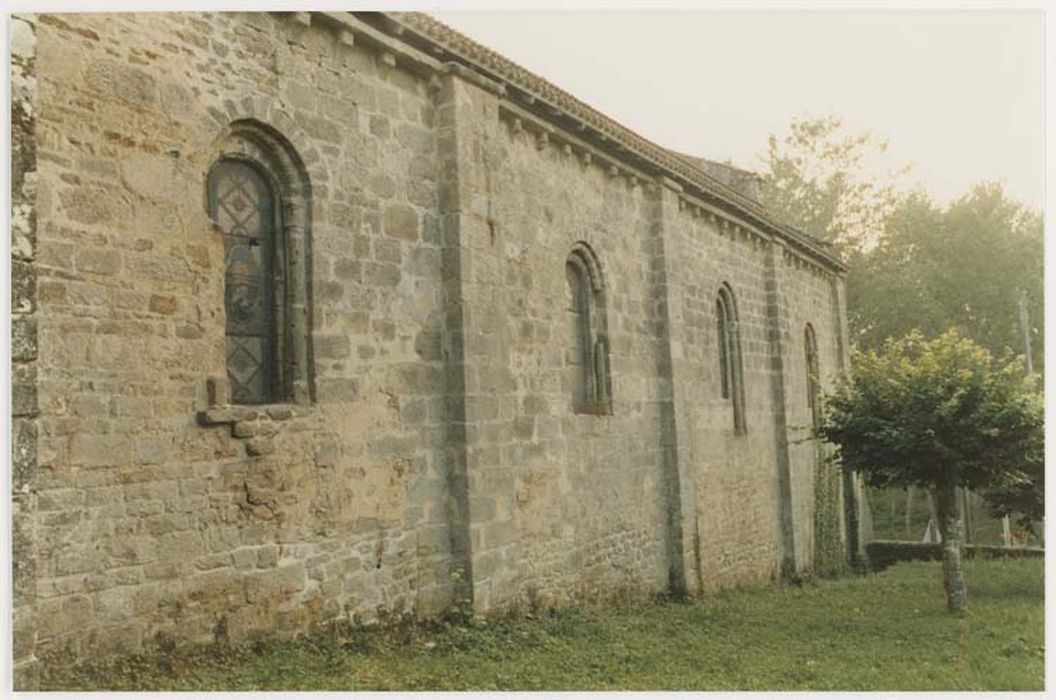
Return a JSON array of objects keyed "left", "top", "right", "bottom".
[
  {"left": 203, "top": 119, "right": 315, "bottom": 409},
  {"left": 565, "top": 241, "right": 612, "bottom": 416},
  {"left": 715, "top": 282, "right": 746, "bottom": 434}
]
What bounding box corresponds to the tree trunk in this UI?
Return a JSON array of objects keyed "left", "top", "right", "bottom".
[{"left": 935, "top": 481, "right": 968, "bottom": 612}]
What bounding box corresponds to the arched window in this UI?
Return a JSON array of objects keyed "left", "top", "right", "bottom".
[
  {"left": 208, "top": 159, "right": 279, "bottom": 404},
  {"left": 565, "top": 243, "right": 611, "bottom": 414},
  {"left": 804, "top": 323, "right": 821, "bottom": 431},
  {"left": 716, "top": 283, "right": 746, "bottom": 433},
  {"left": 207, "top": 120, "right": 312, "bottom": 405}
]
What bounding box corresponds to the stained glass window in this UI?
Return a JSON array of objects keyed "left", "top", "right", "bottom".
[{"left": 207, "top": 159, "right": 277, "bottom": 405}]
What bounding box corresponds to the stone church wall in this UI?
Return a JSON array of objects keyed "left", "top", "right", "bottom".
[
  {"left": 663, "top": 203, "right": 786, "bottom": 590},
  {"left": 17, "top": 11, "right": 456, "bottom": 670},
  {"left": 442, "top": 78, "right": 674, "bottom": 610},
  {"left": 10, "top": 11, "right": 854, "bottom": 683}
]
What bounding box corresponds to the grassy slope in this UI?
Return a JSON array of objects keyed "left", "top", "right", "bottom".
[{"left": 39, "top": 557, "right": 1044, "bottom": 691}]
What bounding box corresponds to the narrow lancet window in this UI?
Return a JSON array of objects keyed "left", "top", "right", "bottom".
[
  {"left": 565, "top": 243, "right": 612, "bottom": 415},
  {"left": 716, "top": 283, "right": 746, "bottom": 433},
  {"left": 566, "top": 260, "right": 590, "bottom": 409},
  {"left": 717, "top": 298, "right": 731, "bottom": 399},
  {"left": 209, "top": 159, "right": 278, "bottom": 404}
]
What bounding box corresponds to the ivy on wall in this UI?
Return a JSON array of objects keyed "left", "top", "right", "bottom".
[{"left": 813, "top": 448, "right": 846, "bottom": 577}]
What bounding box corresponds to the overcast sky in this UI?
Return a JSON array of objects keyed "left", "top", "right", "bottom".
[{"left": 433, "top": 9, "right": 1045, "bottom": 211}]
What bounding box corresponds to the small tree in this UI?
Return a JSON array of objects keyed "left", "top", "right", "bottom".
[{"left": 818, "top": 331, "right": 1043, "bottom": 612}]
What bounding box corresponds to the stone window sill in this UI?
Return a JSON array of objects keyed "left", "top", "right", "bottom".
[
  {"left": 574, "top": 401, "right": 613, "bottom": 417},
  {"left": 196, "top": 403, "right": 310, "bottom": 457}
]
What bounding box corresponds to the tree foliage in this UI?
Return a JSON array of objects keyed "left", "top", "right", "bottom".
[
  {"left": 821, "top": 331, "right": 1042, "bottom": 492},
  {"left": 760, "top": 117, "right": 1044, "bottom": 375},
  {"left": 982, "top": 445, "right": 1045, "bottom": 535},
  {"left": 762, "top": 114, "right": 1045, "bottom": 561},
  {"left": 846, "top": 184, "right": 1044, "bottom": 373},
  {"left": 759, "top": 114, "right": 902, "bottom": 250},
  {"left": 818, "top": 330, "right": 1044, "bottom": 610}
]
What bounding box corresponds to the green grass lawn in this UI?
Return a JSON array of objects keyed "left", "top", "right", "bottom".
[{"left": 39, "top": 557, "right": 1044, "bottom": 691}]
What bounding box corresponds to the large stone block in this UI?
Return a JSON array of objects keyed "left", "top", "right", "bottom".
[
  {"left": 12, "top": 260, "right": 35, "bottom": 314},
  {"left": 120, "top": 152, "right": 192, "bottom": 204},
  {"left": 60, "top": 186, "right": 128, "bottom": 227},
  {"left": 75, "top": 247, "right": 121, "bottom": 275},
  {"left": 383, "top": 204, "right": 419, "bottom": 241},
  {"left": 317, "top": 377, "right": 359, "bottom": 402},
  {"left": 69, "top": 433, "right": 131, "bottom": 467},
  {"left": 84, "top": 58, "right": 157, "bottom": 109},
  {"left": 314, "top": 334, "right": 351, "bottom": 360},
  {"left": 12, "top": 363, "right": 38, "bottom": 417}
]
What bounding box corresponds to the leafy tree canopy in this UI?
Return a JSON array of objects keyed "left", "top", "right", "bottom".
[
  {"left": 846, "top": 183, "right": 1044, "bottom": 373},
  {"left": 819, "top": 330, "right": 1042, "bottom": 495},
  {"left": 760, "top": 115, "right": 1044, "bottom": 374}
]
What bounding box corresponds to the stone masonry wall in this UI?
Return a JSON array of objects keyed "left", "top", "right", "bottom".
[
  {"left": 20, "top": 11, "right": 455, "bottom": 670},
  {"left": 781, "top": 255, "right": 848, "bottom": 569},
  {"left": 448, "top": 81, "right": 674, "bottom": 611},
  {"left": 12, "top": 10, "right": 853, "bottom": 681},
  {"left": 664, "top": 202, "right": 788, "bottom": 590},
  {"left": 12, "top": 13, "right": 40, "bottom": 689}
]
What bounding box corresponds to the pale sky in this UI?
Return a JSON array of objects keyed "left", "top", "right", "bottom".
[{"left": 434, "top": 9, "right": 1045, "bottom": 211}]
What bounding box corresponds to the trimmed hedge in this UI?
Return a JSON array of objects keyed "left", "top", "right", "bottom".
[{"left": 865, "top": 540, "right": 1044, "bottom": 572}]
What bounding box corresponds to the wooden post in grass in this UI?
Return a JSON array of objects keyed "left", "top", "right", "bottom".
[{"left": 905, "top": 487, "right": 914, "bottom": 537}]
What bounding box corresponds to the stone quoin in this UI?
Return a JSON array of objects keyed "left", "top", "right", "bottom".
[{"left": 9, "top": 11, "right": 863, "bottom": 687}]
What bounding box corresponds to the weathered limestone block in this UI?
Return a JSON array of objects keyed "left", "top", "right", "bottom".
[
  {"left": 12, "top": 419, "right": 37, "bottom": 492},
  {"left": 68, "top": 433, "right": 131, "bottom": 467},
  {"left": 74, "top": 247, "right": 121, "bottom": 275},
  {"left": 245, "top": 437, "right": 275, "bottom": 457},
  {"left": 383, "top": 203, "right": 419, "bottom": 241},
  {"left": 12, "top": 364, "right": 38, "bottom": 417},
  {"left": 84, "top": 58, "right": 158, "bottom": 109},
  {"left": 12, "top": 260, "right": 35, "bottom": 314},
  {"left": 119, "top": 152, "right": 193, "bottom": 204}
]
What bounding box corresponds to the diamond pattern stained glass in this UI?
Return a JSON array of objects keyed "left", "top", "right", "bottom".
[{"left": 208, "top": 159, "right": 276, "bottom": 404}]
